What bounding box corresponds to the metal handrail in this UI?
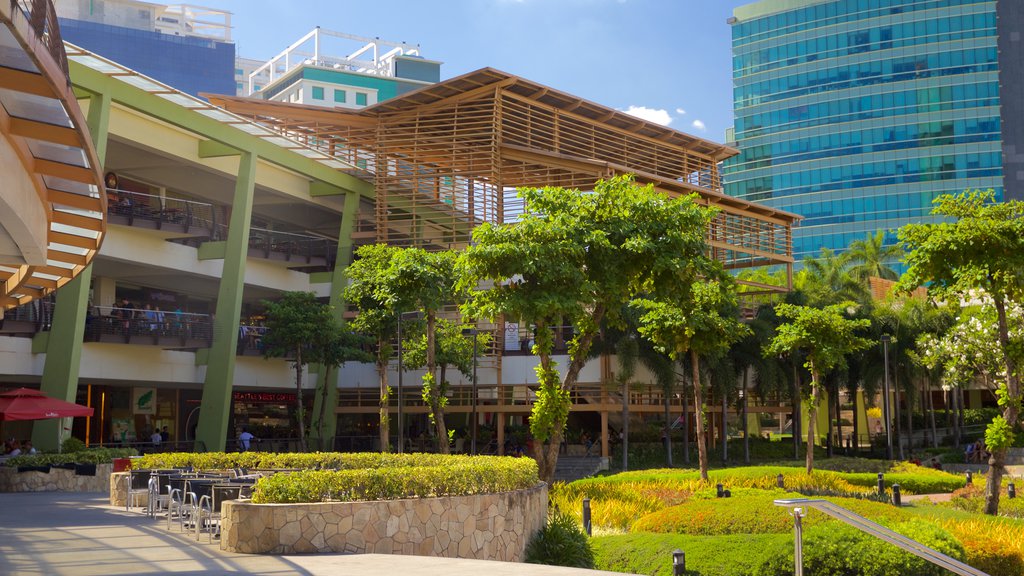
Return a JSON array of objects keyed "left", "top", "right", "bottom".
[{"left": 774, "top": 498, "right": 989, "bottom": 576}]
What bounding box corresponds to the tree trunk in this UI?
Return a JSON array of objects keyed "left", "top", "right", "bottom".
[
  {"left": 622, "top": 378, "right": 629, "bottom": 471},
  {"left": 721, "top": 391, "right": 728, "bottom": 463},
  {"left": 985, "top": 293, "right": 1022, "bottom": 515},
  {"left": 906, "top": 380, "right": 914, "bottom": 456},
  {"left": 691, "top": 349, "right": 709, "bottom": 481},
  {"left": 316, "top": 365, "right": 332, "bottom": 451},
  {"left": 295, "top": 349, "right": 307, "bottom": 452},
  {"left": 537, "top": 427, "right": 564, "bottom": 483},
  {"left": 851, "top": 386, "right": 859, "bottom": 454},
  {"left": 894, "top": 374, "right": 903, "bottom": 460},
  {"left": 951, "top": 388, "right": 961, "bottom": 449},
  {"left": 927, "top": 377, "right": 938, "bottom": 449},
  {"left": 806, "top": 364, "right": 820, "bottom": 474},
  {"left": 825, "top": 380, "right": 835, "bottom": 458},
  {"left": 834, "top": 381, "right": 843, "bottom": 454},
  {"left": 743, "top": 366, "right": 750, "bottom": 465},
  {"left": 792, "top": 364, "right": 800, "bottom": 460},
  {"left": 426, "top": 312, "right": 449, "bottom": 455},
  {"left": 663, "top": 383, "right": 673, "bottom": 467},
  {"left": 378, "top": 349, "right": 390, "bottom": 452},
  {"left": 683, "top": 383, "right": 690, "bottom": 464}
]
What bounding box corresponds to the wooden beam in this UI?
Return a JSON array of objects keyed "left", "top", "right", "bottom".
[
  {"left": 8, "top": 117, "right": 83, "bottom": 147},
  {"left": 0, "top": 66, "right": 54, "bottom": 98},
  {"left": 52, "top": 210, "right": 104, "bottom": 231},
  {"left": 48, "top": 189, "right": 103, "bottom": 212},
  {"left": 33, "top": 159, "right": 97, "bottom": 184},
  {"left": 48, "top": 230, "right": 99, "bottom": 250}
]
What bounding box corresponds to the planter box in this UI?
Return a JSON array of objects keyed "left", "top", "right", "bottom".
[
  {"left": 221, "top": 482, "right": 548, "bottom": 561},
  {"left": 0, "top": 463, "right": 112, "bottom": 493}
]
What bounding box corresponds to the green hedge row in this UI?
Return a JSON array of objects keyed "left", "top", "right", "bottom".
[
  {"left": 250, "top": 457, "right": 538, "bottom": 503},
  {"left": 133, "top": 451, "right": 506, "bottom": 472},
  {"left": 5, "top": 448, "right": 137, "bottom": 467}
]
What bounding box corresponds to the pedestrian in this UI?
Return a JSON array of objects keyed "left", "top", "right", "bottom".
[{"left": 238, "top": 427, "right": 255, "bottom": 451}]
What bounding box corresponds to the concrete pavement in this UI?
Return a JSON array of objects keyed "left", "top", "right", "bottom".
[{"left": 0, "top": 492, "right": 626, "bottom": 575}]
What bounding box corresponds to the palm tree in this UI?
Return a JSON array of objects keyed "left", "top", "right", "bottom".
[
  {"left": 799, "top": 248, "right": 869, "bottom": 307},
  {"left": 848, "top": 231, "right": 904, "bottom": 282}
]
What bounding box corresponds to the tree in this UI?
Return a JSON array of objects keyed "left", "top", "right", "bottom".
[
  {"left": 381, "top": 248, "right": 459, "bottom": 454},
  {"left": 765, "top": 302, "right": 873, "bottom": 473},
  {"left": 634, "top": 274, "right": 749, "bottom": 480},
  {"left": 848, "top": 230, "right": 903, "bottom": 282},
  {"left": 343, "top": 244, "right": 410, "bottom": 452},
  {"left": 798, "top": 248, "right": 869, "bottom": 307},
  {"left": 310, "top": 328, "right": 372, "bottom": 451},
  {"left": 898, "top": 189, "right": 1024, "bottom": 515},
  {"left": 459, "top": 175, "right": 716, "bottom": 482},
  {"left": 403, "top": 318, "right": 492, "bottom": 450},
  {"left": 260, "top": 291, "right": 345, "bottom": 452}
]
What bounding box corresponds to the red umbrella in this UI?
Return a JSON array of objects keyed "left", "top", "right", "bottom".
[{"left": 0, "top": 388, "right": 94, "bottom": 421}]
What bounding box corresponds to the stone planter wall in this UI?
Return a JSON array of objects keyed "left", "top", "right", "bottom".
[
  {"left": 0, "top": 463, "right": 112, "bottom": 492},
  {"left": 221, "top": 482, "right": 547, "bottom": 561}
]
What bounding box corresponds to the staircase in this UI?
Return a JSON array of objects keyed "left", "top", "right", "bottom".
[{"left": 554, "top": 456, "right": 609, "bottom": 483}]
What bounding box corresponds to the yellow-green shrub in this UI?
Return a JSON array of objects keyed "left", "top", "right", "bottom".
[{"left": 939, "top": 518, "right": 1024, "bottom": 576}]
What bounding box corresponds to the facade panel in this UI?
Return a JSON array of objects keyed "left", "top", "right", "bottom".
[{"left": 724, "top": 0, "right": 1004, "bottom": 262}]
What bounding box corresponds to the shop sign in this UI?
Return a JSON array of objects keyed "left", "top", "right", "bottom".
[
  {"left": 233, "top": 391, "right": 297, "bottom": 404},
  {"left": 133, "top": 387, "right": 156, "bottom": 415}
]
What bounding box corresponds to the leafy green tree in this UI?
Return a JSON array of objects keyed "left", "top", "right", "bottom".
[
  {"left": 898, "top": 189, "right": 1024, "bottom": 515},
  {"left": 343, "top": 244, "right": 411, "bottom": 451},
  {"left": 380, "top": 248, "right": 459, "bottom": 454},
  {"left": 765, "top": 302, "right": 873, "bottom": 473},
  {"left": 798, "top": 248, "right": 869, "bottom": 307},
  {"left": 634, "top": 274, "right": 749, "bottom": 480},
  {"left": 310, "top": 328, "right": 372, "bottom": 450},
  {"left": 260, "top": 291, "right": 346, "bottom": 452},
  {"left": 459, "top": 175, "right": 716, "bottom": 482},
  {"left": 848, "top": 230, "right": 903, "bottom": 282},
  {"left": 403, "top": 318, "right": 492, "bottom": 450}
]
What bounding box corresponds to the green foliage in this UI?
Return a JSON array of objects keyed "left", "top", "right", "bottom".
[
  {"left": 755, "top": 520, "right": 965, "bottom": 576},
  {"left": 524, "top": 511, "right": 595, "bottom": 569},
  {"left": 251, "top": 456, "right": 537, "bottom": 503},
  {"left": 61, "top": 437, "right": 86, "bottom": 453},
  {"left": 593, "top": 532, "right": 787, "bottom": 576},
  {"left": 986, "top": 415, "right": 1015, "bottom": 452},
  {"left": 6, "top": 447, "right": 136, "bottom": 467},
  {"left": 402, "top": 318, "right": 491, "bottom": 379},
  {"left": 766, "top": 302, "right": 873, "bottom": 380}
]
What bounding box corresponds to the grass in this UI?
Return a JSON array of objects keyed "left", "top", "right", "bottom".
[{"left": 592, "top": 532, "right": 788, "bottom": 576}]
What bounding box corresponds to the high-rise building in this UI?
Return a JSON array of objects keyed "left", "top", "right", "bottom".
[
  {"left": 53, "top": 0, "right": 235, "bottom": 98},
  {"left": 724, "top": 0, "right": 1022, "bottom": 262},
  {"left": 238, "top": 28, "right": 441, "bottom": 108}
]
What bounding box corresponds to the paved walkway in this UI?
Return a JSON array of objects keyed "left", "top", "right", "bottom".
[{"left": 0, "top": 492, "right": 625, "bottom": 576}]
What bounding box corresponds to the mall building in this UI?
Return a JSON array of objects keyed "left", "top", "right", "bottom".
[{"left": 3, "top": 1, "right": 811, "bottom": 458}]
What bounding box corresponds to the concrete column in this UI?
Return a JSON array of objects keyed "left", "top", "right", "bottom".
[
  {"left": 92, "top": 276, "right": 117, "bottom": 309},
  {"left": 311, "top": 190, "right": 360, "bottom": 450},
  {"left": 194, "top": 151, "right": 256, "bottom": 452},
  {"left": 32, "top": 91, "right": 111, "bottom": 451},
  {"left": 496, "top": 412, "right": 505, "bottom": 456},
  {"left": 856, "top": 390, "right": 870, "bottom": 448},
  {"left": 600, "top": 411, "right": 609, "bottom": 458}
]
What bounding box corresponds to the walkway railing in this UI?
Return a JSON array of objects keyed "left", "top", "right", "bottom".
[
  {"left": 107, "top": 188, "right": 218, "bottom": 233},
  {"left": 774, "top": 498, "right": 988, "bottom": 576}
]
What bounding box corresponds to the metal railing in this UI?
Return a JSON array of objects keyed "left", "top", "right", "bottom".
[
  {"left": 238, "top": 226, "right": 338, "bottom": 268},
  {"left": 774, "top": 498, "right": 988, "bottom": 576},
  {"left": 86, "top": 306, "right": 214, "bottom": 344},
  {"left": 107, "top": 189, "right": 219, "bottom": 233},
  {"left": 13, "top": 0, "right": 69, "bottom": 80}
]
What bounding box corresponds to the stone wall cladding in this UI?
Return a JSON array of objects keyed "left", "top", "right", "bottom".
[
  {"left": 220, "top": 482, "right": 547, "bottom": 561},
  {"left": 0, "top": 463, "right": 112, "bottom": 493}
]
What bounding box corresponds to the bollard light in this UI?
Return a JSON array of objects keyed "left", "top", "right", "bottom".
[
  {"left": 724, "top": 489, "right": 732, "bottom": 498},
  {"left": 582, "top": 497, "right": 592, "bottom": 537},
  {"left": 966, "top": 471, "right": 973, "bottom": 485},
  {"left": 892, "top": 484, "right": 901, "bottom": 507},
  {"left": 1010, "top": 482, "right": 1017, "bottom": 499},
  {"left": 716, "top": 483, "right": 724, "bottom": 498},
  {"left": 777, "top": 473, "right": 785, "bottom": 489},
  {"left": 877, "top": 472, "right": 885, "bottom": 496},
  {"left": 672, "top": 548, "right": 686, "bottom": 576}
]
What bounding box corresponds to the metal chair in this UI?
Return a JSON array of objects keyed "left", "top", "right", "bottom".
[
  {"left": 196, "top": 484, "right": 243, "bottom": 542},
  {"left": 123, "top": 469, "right": 151, "bottom": 512}
]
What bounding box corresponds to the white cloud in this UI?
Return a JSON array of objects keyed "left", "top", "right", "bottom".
[
  {"left": 675, "top": 107, "right": 686, "bottom": 116},
  {"left": 691, "top": 119, "right": 707, "bottom": 132},
  {"left": 623, "top": 105, "right": 673, "bottom": 126}
]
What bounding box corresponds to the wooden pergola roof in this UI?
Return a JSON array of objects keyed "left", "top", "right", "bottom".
[{"left": 207, "top": 67, "right": 800, "bottom": 274}]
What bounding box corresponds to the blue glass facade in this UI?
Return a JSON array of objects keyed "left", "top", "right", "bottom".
[
  {"left": 723, "top": 0, "right": 1007, "bottom": 262},
  {"left": 59, "top": 19, "right": 235, "bottom": 98}
]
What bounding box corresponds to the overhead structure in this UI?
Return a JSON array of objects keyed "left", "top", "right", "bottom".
[
  {"left": 209, "top": 67, "right": 800, "bottom": 280},
  {"left": 0, "top": 0, "right": 106, "bottom": 310}
]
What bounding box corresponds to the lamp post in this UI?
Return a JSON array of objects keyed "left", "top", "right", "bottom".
[
  {"left": 397, "top": 311, "right": 422, "bottom": 454},
  {"left": 881, "top": 334, "right": 893, "bottom": 460},
  {"left": 462, "top": 327, "right": 479, "bottom": 455}
]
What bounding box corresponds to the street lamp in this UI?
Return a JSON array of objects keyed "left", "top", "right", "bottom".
[
  {"left": 881, "top": 334, "right": 893, "bottom": 460},
  {"left": 397, "top": 310, "right": 422, "bottom": 454},
  {"left": 462, "top": 327, "right": 479, "bottom": 455}
]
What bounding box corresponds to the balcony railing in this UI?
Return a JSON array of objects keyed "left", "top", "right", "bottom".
[
  {"left": 85, "top": 306, "right": 214, "bottom": 347},
  {"left": 106, "top": 189, "right": 219, "bottom": 234},
  {"left": 14, "top": 0, "right": 69, "bottom": 79},
  {"left": 238, "top": 227, "right": 338, "bottom": 269}
]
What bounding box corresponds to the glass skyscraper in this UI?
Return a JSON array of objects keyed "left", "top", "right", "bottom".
[{"left": 723, "top": 0, "right": 1023, "bottom": 262}]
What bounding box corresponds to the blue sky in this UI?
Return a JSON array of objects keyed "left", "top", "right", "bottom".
[{"left": 197, "top": 0, "right": 751, "bottom": 142}]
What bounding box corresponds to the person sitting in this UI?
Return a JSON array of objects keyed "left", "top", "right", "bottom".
[
  {"left": 966, "top": 441, "right": 976, "bottom": 463},
  {"left": 7, "top": 440, "right": 22, "bottom": 456},
  {"left": 23, "top": 441, "right": 35, "bottom": 455}
]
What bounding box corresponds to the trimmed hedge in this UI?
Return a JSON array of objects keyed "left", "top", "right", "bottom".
[
  {"left": 247, "top": 456, "right": 538, "bottom": 503},
  {"left": 134, "top": 451, "right": 509, "bottom": 471},
  {"left": 754, "top": 520, "right": 966, "bottom": 576},
  {"left": 593, "top": 532, "right": 788, "bottom": 576},
  {"left": 5, "top": 448, "right": 136, "bottom": 468}
]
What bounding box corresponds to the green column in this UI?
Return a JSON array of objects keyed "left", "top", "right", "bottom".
[
  {"left": 311, "top": 190, "right": 361, "bottom": 450},
  {"left": 194, "top": 150, "right": 256, "bottom": 452},
  {"left": 32, "top": 91, "right": 111, "bottom": 451}
]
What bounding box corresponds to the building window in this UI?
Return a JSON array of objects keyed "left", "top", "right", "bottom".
[
  {"left": 355, "top": 92, "right": 368, "bottom": 106},
  {"left": 334, "top": 89, "right": 346, "bottom": 103},
  {"left": 312, "top": 86, "right": 325, "bottom": 100},
  {"left": 236, "top": 82, "right": 244, "bottom": 90},
  {"left": 235, "top": 68, "right": 244, "bottom": 76},
  {"left": 254, "top": 85, "right": 262, "bottom": 91}
]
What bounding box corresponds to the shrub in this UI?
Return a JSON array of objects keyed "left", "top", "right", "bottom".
[
  {"left": 549, "top": 479, "right": 685, "bottom": 531},
  {"left": 841, "top": 467, "right": 965, "bottom": 495},
  {"left": 939, "top": 518, "right": 1024, "bottom": 576},
  {"left": 593, "top": 532, "right": 787, "bottom": 576},
  {"left": 754, "top": 520, "right": 966, "bottom": 576},
  {"left": 524, "top": 511, "right": 595, "bottom": 569},
  {"left": 134, "top": 451, "right": 516, "bottom": 472},
  {"left": 6, "top": 447, "right": 137, "bottom": 467},
  {"left": 61, "top": 437, "right": 86, "bottom": 453},
  {"left": 250, "top": 457, "right": 538, "bottom": 503}
]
